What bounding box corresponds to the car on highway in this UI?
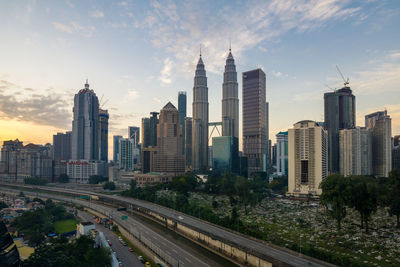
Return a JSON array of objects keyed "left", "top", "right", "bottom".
[
  {"left": 145, "top": 262, "right": 151, "bottom": 267},
  {"left": 138, "top": 256, "right": 145, "bottom": 263},
  {"left": 128, "top": 247, "right": 133, "bottom": 252},
  {"left": 107, "top": 240, "right": 112, "bottom": 246},
  {"left": 178, "top": 216, "right": 184, "bottom": 220}
]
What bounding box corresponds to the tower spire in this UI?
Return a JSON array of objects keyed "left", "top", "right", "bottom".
[
  {"left": 229, "top": 38, "right": 231, "bottom": 52},
  {"left": 85, "top": 78, "right": 89, "bottom": 89},
  {"left": 200, "top": 44, "right": 202, "bottom": 57}
]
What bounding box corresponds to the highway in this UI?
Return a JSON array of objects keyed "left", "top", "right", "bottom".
[
  {"left": 0, "top": 187, "right": 215, "bottom": 267},
  {"left": 2, "top": 184, "right": 331, "bottom": 266}
]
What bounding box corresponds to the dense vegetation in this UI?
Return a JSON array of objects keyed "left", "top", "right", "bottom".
[
  {"left": 88, "top": 175, "right": 108, "bottom": 184},
  {"left": 24, "top": 177, "right": 48, "bottom": 185},
  {"left": 103, "top": 181, "right": 116, "bottom": 190},
  {"left": 12, "top": 199, "right": 74, "bottom": 246},
  {"left": 320, "top": 169, "right": 400, "bottom": 232},
  {"left": 22, "top": 235, "right": 110, "bottom": 267}
]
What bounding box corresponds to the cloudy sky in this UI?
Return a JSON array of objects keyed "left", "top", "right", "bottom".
[{"left": 0, "top": 0, "right": 399, "bottom": 157}]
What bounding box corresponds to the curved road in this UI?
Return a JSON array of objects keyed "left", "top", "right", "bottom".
[{"left": 2, "top": 184, "right": 330, "bottom": 267}]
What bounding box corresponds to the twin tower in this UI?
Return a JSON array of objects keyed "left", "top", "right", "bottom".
[{"left": 192, "top": 48, "right": 238, "bottom": 172}]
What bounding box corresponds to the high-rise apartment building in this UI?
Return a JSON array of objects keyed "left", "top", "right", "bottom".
[
  {"left": 242, "top": 69, "right": 267, "bottom": 176},
  {"left": 71, "top": 80, "right": 99, "bottom": 160},
  {"left": 128, "top": 126, "right": 140, "bottom": 147},
  {"left": 192, "top": 54, "right": 209, "bottom": 172},
  {"left": 185, "top": 117, "right": 192, "bottom": 169},
  {"left": 113, "top": 135, "right": 122, "bottom": 163},
  {"left": 53, "top": 131, "right": 71, "bottom": 161},
  {"left": 276, "top": 131, "right": 288, "bottom": 176},
  {"left": 222, "top": 48, "right": 239, "bottom": 139},
  {"left": 339, "top": 127, "right": 372, "bottom": 176},
  {"left": 178, "top": 91, "right": 187, "bottom": 155},
  {"left": 212, "top": 136, "right": 239, "bottom": 174},
  {"left": 153, "top": 102, "right": 185, "bottom": 175},
  {"left": 149, "top": 112, "right": 159, "bottom": 147},
  {"left": 288, "top": 120, "right": 328, "bottom": 196},
  {"left": 98, "top": 109, "right": 109, "bottom": 162},
  {"left": 365, "top": 111, "right": 392, "bottom": 177},
  {"left": 118, "top": 138, "right": 136, "bottom": 171},
  {"left": 324, "top": 86, "right": 355, "bottom": 174}
]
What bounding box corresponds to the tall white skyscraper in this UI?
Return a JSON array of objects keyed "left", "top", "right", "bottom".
[
  {"left": 71, "top": 80, "right": 99, "bottom": 160},
  {"left": 365, "top": 111, "right": 392, "bottom": 177},
  {"left": 339, "top": 127, "right": 372, "bottom": 176},
  {"left": 192, "top": 54, "right": 209, "bottom": 172},
  {"left": 288, "top": 120, "right": 328, "bottom": 196},
  {"left": 276, "top": 131, "right": 288, "bottom": 176}
]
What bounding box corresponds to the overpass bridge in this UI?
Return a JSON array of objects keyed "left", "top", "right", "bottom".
[{"left": 1, "top": 183, "right": 333, "bottom": 267}]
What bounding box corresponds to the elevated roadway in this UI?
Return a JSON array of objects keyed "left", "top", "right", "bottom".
[{"left": 1, "top": 183, "right": 333, "bottom": 267}]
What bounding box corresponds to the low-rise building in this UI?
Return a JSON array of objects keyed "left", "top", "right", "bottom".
[{"left": 67, "top": 160, "right": 107, "bottom": 183}]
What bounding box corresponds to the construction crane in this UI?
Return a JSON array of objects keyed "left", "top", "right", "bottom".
[{"left": 336, "top": 65, "right": 349, "bottom": 87}]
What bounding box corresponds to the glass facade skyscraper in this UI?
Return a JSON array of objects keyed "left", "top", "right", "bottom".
[
  {"left": 324, "top": 86, "right": 355, "bottom": 174},
  {"left": 178, "top": 91, "right": 187, "bottom": 155},
  {"left": 242, "top": 69, "right": 267, "bottom": 177}
]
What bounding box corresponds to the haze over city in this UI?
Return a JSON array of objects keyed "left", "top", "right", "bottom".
[{"left": 0, "top": 0, "right": 399, "bottom": 158}]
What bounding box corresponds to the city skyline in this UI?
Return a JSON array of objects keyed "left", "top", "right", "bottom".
[{"left": 0, "top": 0, "right": 400, "bottom": 159}]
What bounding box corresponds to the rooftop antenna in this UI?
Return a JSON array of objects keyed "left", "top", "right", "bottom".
[
  {"left": 199, "top": 44, "right": 202, "bottom": 57},
  {"left": 336, "top": 65, "right": 349, "bottom": 87}
]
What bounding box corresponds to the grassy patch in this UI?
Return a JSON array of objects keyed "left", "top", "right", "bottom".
[{"left": 54, "top": 219, "right": 78, "bottom": 234}]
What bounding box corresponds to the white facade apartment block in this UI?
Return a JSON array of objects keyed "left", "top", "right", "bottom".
[
  {"left": 339, "top": 127, "right": 372, "bottom": 176},
  {"left": 288, "top": 120, "right": 328, "bottom": 196}
]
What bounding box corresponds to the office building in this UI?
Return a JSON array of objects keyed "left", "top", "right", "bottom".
[
  {"left": 113, "top": 135, "right": 122, "bottom": 163},
  {"left": 339, "top": 127, "right": 372, "bottom": 176},
  {"left": 242, "top": 69, "right": 267, "bottom": 176},
  {"left": 394, "top": 135, "right": 400, "bottom": 147},
  {"left": 53, "top": 131, "right": 71, "bottom": 161},
  {"left": 324, "top": 86, "right": 355, "bottom": 174},
  {"left": 393, "top": 146, "right": 400, "bottom": 171},
  {"left": 222, "top": 48, "right": 239, "bottom": 139},
  {"left": 153, "top": 102, "right": 185, "bottom": 176},
  {"left": 141, "top": 118, "right": 150, "bottom": 148},
  {"left": 71, "top": 80, "right": 100, "bottom": 160},
  {"left": 149, "top": 112, "right": 159, "bottom": 147},
  {"left": 212, "top": 136, "right": 239, "bottom": 174},
  {"left": 142, "top": 147, "right": 157, "bottom": 173},
  {"left": 128, "top": 126, "right": 140, "bottom": 147},
  {"left": 98, "top": 109, "right": 109, "bottom": 162},
  {"left": 178, "top": 91, "right": 187, "bottom": 155},
  {"left": 365, "top": 111, "right": 392, "bottom": 177},
  {"left": 288, "top": 120, "right": 328, "bottom": 197},
  {"left": 266, "top": 102, "right": 270, "bottom": 171},
  {"left": 192, "top": 54, "right": 209, "bottom": 172},
  {"left": 276, "top": 131, "right": 288, "bottom": 176},
  {"left": 185, "top": 117, "right": 192, "bottom": 169}
]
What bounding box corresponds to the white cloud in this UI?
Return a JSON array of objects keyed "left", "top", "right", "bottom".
[
  {"left": 159, "top": 57, "right": 174, "bottom": 86},
  {"left": 127, "top": 90, "right": 139, "bottom": 100},
  {"left": 137, "top": 0, "right": 363, "bottom": 77},
  {"left": 89, "top": 9, "right": 104, "bottom": 18},
  {"left": 271, "top": 70, "right": 283, "bottom": 77},
  {"left": 52, "top": 22, "right": 73, "bottom": 33},
  {"left": 52, "top": 21, "right": 96, "bottom": 37}
]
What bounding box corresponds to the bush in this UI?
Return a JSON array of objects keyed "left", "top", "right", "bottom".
[
  {"left": 58, "top": 174, "right": 69, "bottom": 183},
  {"left": 24, "top": 177, "right": 48, "bottom": 185},
  {"left": 103, "top": 182, "right": 116, "bottom": 190}
]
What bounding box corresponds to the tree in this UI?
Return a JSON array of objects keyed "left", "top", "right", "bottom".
[
  {"left": 58, "top": 174, "right": 69, "bottom": 183},
  {"left": 320, "top": 175, "right": 349, "bottom": 230},
  {"left": 0, "top": 201, "right": 8, "bottom": 210},
  {"left": 387, "top": 169, "right": 400, "bottom": 228},
  {"left": 347, "top": 176, "right": 378, "bottom": 233},
  {"left": 103, "top": 182, "right": 116, "bottom": 191},
  {"left": 22, "top": 236, "right": 110, "bottom": 267},
  {"left": 88, "top": 175, "right": 107, "bottom": 184}
]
